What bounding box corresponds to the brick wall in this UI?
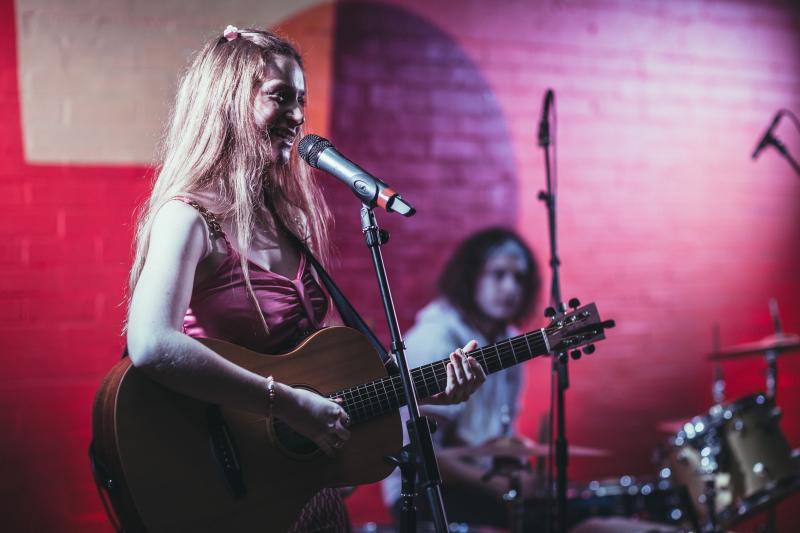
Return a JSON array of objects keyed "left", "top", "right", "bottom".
[{"left": 2, "top": 0, "right": 799, "bottom": 530}]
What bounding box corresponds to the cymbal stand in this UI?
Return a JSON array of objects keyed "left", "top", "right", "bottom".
[
  {"left": 712, "top": 323, "right": 725, "bottom": 404},
  {"left": 766, "top": 298, "right": 783, "bottom": 402},
  {"left": 702, "top": 477, "right": 719, "bottom": 533}
]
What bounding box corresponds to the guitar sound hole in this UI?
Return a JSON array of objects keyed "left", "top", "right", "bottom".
[{"left": 272, "top": 418, "right": 319, "bottom": 456}]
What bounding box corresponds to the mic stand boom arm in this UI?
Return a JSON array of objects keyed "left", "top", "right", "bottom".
[
  {"left": 359, "top": 205, "right": 450, "bottom": 533},
  {"left": 768, "top": 136, "right": 800, "bottom": 176}
]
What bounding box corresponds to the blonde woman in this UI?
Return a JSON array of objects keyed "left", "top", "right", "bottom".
[{"left": 125, "top": 26, "right": 485, "bottom": 531}]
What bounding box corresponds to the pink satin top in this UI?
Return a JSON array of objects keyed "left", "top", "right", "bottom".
[{"left": 176, "top": 198, "right": 329, "bottom": 354}]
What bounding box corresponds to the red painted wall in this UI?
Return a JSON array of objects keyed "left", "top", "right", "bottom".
[{"left": 2, "top": 0, "right": 800, "bottom": 531}]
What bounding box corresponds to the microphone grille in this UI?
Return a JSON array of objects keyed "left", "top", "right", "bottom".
[{"left": 297, "top": 134, "right": 332, "bottom": 169}]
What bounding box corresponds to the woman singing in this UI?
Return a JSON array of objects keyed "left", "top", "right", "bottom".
[{"left": 124, "top": 26, "right": 485, "bottom": 531}]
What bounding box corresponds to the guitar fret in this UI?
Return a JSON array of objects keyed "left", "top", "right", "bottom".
[
  {"left": 341, "top": 388, "right": 354, "bottom": 417},
  {"left": 434, "top": 362, "right": 446, "bottom": 392},
  {"left": 411, "top": 368, "right": 426, "bottom": 397},
  {"left": 349, "top": 387, "right": 365, "bottom": 422},
  {"left": 514, "top": 337, "right": 528, "bottom": 361},
  {"left": 491, "top": 345, "right": 502, "bottom": 372},
  {"left": 389, "top": 376, "right": 400, "bottom": 407},
  {"left": 507, "top": 339, "right": 518, "bottom": 365},
  {"left": 376, "top": 379, "right": 387, "bottom": 412},
  {"left": 389, "top": 377, "right": 401, "bottom": 408},
  {"left": 420, "top": 364, "right": 436, "bottom": 395},
  {"left": 422, "top": 369, "right": 432, "bottom": 396},
  {"left": 384, "top": 378, "right": 396, "bottom": 410},
  {"left": 377, "top": 378, "right": 388, "bottom": 411},
  {"left": 369, "top": 381, "right": 379, "bottom": 415},
  {"left": 522, "top": 333, "right": 533, "bottom": 359},
  {"left": 344, "top": 388, "right": 361, "bottom": 423},
  {"left": 364, "top": 383, "right": 377, "bottom": 418},
  {"left": 350, "top": 385, "right": 364, "bottom": 419}
]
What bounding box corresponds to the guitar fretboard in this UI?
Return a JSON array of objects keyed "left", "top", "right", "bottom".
[{"left": 330, "top": 329, "right": 548, "bottom": 426}]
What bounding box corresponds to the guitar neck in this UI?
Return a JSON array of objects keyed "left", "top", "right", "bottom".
[{"left": 331, "top": 329, "right": 550, "bottom": 426}]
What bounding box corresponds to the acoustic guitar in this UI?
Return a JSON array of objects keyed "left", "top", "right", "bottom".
[{"left": 91, "top": 302, "right": 610, "bottom": 532}]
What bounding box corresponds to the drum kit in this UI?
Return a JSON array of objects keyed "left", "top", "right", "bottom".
[
  {"left": 490, "top": 323, "right": 800, "bottom": 532},
  {"left": 658, "top": 327, "right": 800, "bottom": 533},
  {"left": 564, "top": 325, "right": 800, "bottom": 532}
]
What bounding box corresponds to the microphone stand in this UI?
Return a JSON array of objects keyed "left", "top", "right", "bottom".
[
  {"left": 766, "top": 136, "right": 800, "bottom": 176},
  {"left": 537, "top": 89, "right": 569, "bottom": 533},
  {"left": 753, "top": 109, "right": 800, "bottom": 177},
  {"left": 359, "top": 205, "right": 449, "bottom": 533}
]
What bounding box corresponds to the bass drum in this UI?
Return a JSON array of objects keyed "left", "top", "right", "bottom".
[{"left": 664, "top": 393, "right": 799, "bottom": 530}]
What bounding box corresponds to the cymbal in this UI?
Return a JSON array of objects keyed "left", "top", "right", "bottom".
[
  {"left": 708, "top": 333, "right": 800, "bottom": 360},
  {"left": 449, "top": 436, "right": 610, "bottom": 459},
  {"left": 656, "top": 419, "right": 688, "bottom": 434}
]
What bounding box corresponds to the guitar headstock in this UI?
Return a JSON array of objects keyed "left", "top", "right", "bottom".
[{"left": 543, "top": 301, "right": 614, "bottom": 360}]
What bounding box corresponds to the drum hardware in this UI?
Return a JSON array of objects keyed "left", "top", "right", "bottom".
[
  {"left": 481, "top": 455, "right": 530, "bottom": 533},
  {"left": 711, "top": 322, "right": 726, "bottom": 405},
  {"left": 701, "top": 477, "right": 718, "bottom": 532},
  {"left": 566, "top": 475, "right": 689, "bottom": 530},
  {"left": 465, "top": 436, "right": 608, "bottom": 533}
]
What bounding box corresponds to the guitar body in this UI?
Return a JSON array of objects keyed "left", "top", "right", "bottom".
[{"left": 92, "top": 327, "right": 401, "bottom": 533}]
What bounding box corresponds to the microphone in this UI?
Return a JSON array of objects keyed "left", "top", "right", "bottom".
[
  {"left": 297, "top": 134, "right": 416, "bottom": 217},
  {"left": 752, "top": 111, "right": 783, "bottom": 160},
  {"left": 538, "top": 89, "right": 554, "bottom": 148}
]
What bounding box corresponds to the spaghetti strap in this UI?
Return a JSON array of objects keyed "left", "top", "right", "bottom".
[{"left": 171, "top": 196, "right": 231, "bottom": 247}]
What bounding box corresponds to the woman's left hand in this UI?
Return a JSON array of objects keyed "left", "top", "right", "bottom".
[{"left": 425, "top": 340, "right": 486, "bottom": 405}]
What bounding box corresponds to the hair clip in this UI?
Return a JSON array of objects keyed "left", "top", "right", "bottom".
[{"left": 223, "top": 25, "right": 239, "bottom": 41}]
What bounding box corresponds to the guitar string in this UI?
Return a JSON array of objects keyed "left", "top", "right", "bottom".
[
  {"left": 336, "top": 335, "right": 533, "bottom": 417},
  {"left": 269, "top": 336, "right": 545, "bottom": 440},
  {"left": 334, "top": 333, "right": 548, "bottom": 422},
  {"left": 338, "top": 334, "right": 547, "bottom": 421}
]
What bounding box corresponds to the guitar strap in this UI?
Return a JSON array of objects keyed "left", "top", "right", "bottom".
[
  {"left": 263, "top": 192, "right": 395, "bottom": 372},
  {"left": 284, "top": 231, "right": 397, "bottom": 374}
]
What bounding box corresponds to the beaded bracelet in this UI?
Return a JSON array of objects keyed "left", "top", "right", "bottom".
[{"left": 265, "top": 375, "right": 276, "bottom": 417}]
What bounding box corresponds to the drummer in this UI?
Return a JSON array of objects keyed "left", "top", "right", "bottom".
[{"left": 381, "top": 227, "right": 543, "bottom": 527}]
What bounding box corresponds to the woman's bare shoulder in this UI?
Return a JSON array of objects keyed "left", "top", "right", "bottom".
[{"left": 149, "top": 198, "right": 212, "bottom": 259}]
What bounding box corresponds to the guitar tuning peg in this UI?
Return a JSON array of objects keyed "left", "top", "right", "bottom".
[
  {"left": 544, "top": 307, "right": 557, "bottom": 319},
  {"left": 568, "top": 298, "right": 581, "bottom": 310},
  {"left": 570, "top": 349, "right": 582, "bottom": 360},
  {"left": 583, "top": 344, "right": 596, "bottom": 355}
]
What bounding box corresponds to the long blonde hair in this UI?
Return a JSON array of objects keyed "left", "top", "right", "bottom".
[{"left": 128, "top": 28, "right": 331, "bottom": 330}]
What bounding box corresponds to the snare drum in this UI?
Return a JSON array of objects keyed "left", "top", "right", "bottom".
[
  {"left": 664, "top": 393, "right": 798, "bottom": 529},
  {"left": 567, "top": 475, "right": 686, "bottom": 527}
]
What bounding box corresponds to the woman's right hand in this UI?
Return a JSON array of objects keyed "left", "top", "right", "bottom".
[{"left": 274, "top": 384, "right": 351, "bottom": 456}]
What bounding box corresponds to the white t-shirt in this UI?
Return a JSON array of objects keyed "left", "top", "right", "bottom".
[{"left": 380, "top": 298, "right": 524, "bottom": 507}]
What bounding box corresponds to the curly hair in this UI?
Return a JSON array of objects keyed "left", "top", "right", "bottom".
[{"left": 438, "top": 227, "right": 541, "bottom": 327}]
